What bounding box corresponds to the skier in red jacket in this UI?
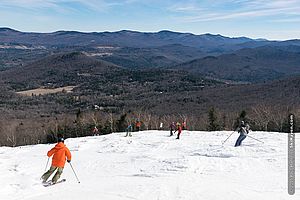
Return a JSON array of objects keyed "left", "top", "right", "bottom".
[
  {"left": 41, "top": 137, "right": 72, "bottom": 184},
  {"left": 175, "top": 122, "right": 182, "bottom": 139}
]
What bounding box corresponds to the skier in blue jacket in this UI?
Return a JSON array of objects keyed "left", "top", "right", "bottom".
[{"left": 125, "top": 124, "right": 133, "bottom": 137}]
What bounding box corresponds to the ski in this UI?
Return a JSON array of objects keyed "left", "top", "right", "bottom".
[{"left": 43, "top": 179, "right": 66, "bottom": 187}]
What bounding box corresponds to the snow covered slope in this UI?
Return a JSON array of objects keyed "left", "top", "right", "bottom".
[{"left": 0, "top": 131, "right": 299, "bottom": 200}]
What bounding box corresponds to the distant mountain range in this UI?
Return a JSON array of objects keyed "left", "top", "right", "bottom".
[
  {"left": 1, "top": 27, "right": 300, "bottom": 83},
  {"left": 0, "top": 28, "right": 253, "bottom": 49},
  {"left": 1, "top": 27, "right": 296, "bottom": 52}
]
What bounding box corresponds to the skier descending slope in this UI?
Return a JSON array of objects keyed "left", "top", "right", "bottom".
[
  {"left": 125, "top": 124, "right": 133, "bottom": 137},
  {"left": 175, "top": 122, "right": 182, "bottom": 140},
  {"left": 41, "top": 136, "right": 72, "bottom": 184},
  {"left": 234, "top": 121, "right": 250, "bottom": 147},
  {"left": 169, "top": 122, "right": 176, "bottom": 136}
]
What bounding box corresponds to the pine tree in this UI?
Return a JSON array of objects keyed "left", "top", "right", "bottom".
[
  {"left": 75, "top": 108, "right": 83, "bottom": 137},
  {"left": 208, "top": 107, "right": 220, "bottom": 131},
  {"left": 116, "top": 114, "right": 127, "bottom": 132},
  {"left": 221, "top": 114, "right": 226, "bottom": 130},
  {"left": 239, "top": 110, "right": 247, "bottom": 120},
  {"left": 102, "top": 120, "right": 113, "bottom": 134},
  {"left": 234, "top": 110, "right": 247, "bottom": 129}
]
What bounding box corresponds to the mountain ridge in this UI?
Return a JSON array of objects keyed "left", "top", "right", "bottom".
[
  {"left": 1, "top": 27, "right": 300, "bottom": 83},
  {"left": 174, "top": 45, "right": 300, "bottom": 83},
  {"left": 0, "top": 27, "right": 261, "bottom": 49}
]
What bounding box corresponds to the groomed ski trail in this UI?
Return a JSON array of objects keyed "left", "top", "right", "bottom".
[{"left": 0, "top": 130, "right": 299, "bottom": 200}]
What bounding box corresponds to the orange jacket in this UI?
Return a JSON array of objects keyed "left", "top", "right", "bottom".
[
  {"left": 47, "top": 142, "right": 72, "bottom": 168},
  {"left": 136, "top": 121, "right": 141, "bottom": 127}
]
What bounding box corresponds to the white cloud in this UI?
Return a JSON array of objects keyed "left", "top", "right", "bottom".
[
  {"left": 271, "top": 18, "right": 300, "bottom": 23},
  {"left": 170, "top": 5, "right": 202, "bottom": 12},
  {"left": 0, "top": 0, "right": 56, "bottom": 9},
  {"left": 169, "top": 0, "right": 300, "bottom": 22},
  {"left": 183, "top": 6, "right": 300, "bottom": 22},
  {"left": 0, "top": 0, "right": 131, "bottom": 12},
  {"left": 223, "top": 0, "right": 300, "bottom": 9},
  {"left": 168, "top": 2, "right": 204, "bottom": 12}
]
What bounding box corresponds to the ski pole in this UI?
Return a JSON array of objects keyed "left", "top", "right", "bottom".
[
  {"left": 44, "top": 157, "right": 50, "bottom": 172},
  {"left": 40, "top": 157, "right": 50, "bottom": 180},
  {"left": 69, "top": 162, "right": 81, "bottom": 183},
  {"left": 247, "top": 135, "right": 264, "bottom": 143},
  {"left": 222, "top": 130, "right": 236, "bottom": 145}
]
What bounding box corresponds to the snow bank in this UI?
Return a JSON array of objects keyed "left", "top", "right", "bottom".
[{"left": 0, "top": 131, "right": 299, "bottom": 200}]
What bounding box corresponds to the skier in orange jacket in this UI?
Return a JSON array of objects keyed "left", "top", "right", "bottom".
[
  {"left": 135, "top": 120, "right": 141, "bottom": 131},
  {"left": 41, "top": 137, "right": 72, "bottom": 184}
]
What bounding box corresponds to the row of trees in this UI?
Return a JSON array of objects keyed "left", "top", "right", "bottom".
[
  {"left": 207, "top": 105, "right": 297, "bottom": 132},
  {"left": 0, "top": 104, "right": 298, "bottom": 147}
]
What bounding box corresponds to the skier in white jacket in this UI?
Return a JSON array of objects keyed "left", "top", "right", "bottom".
[{"left": 234, "top": 121, "right": 250, "bottom": 147}]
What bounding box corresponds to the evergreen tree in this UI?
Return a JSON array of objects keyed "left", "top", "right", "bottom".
[
  {"left": 239, "top": 110, "right": 247, "bottom": 121},
  {"left": 234, "top": 110, "right": 247, "bottom": 129},
  {"left": 101, "top": 120, "right": 113, "bottom": 134},
  {"left": 46, "top": 130, "right": 56, "bottom": 143},
  {"left": 221, "top": 114, "right": 226, "bottom": 130},
  {"left": 116, "top": 113, "right": 127, "bottom": 132},
  {"left": 208, "top": 107, "right": 220, "bottom": 131}
]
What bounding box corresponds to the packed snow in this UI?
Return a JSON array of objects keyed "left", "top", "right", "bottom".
[{"left": 0, "top": 130, "right": 299, "bottom": 200}]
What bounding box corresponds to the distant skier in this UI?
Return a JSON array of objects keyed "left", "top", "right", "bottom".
[
  {"left": 135, "top": 120, "right": 141, "bottom": 131},
  {"left": 159, "top": 122, "right": 163, "bottom": 130},
  {"left": 125, "top": 124, "right": 133, "bottom": 137},
  {"left": 41, "top": 137, "right": 72, "bottom": 184},
  {"left": 92, "top": 126, "right": 99, "bottom": 136},
  {"left": 182, "top": 121, "right": 187, "bottom": 130},
  {"left": 169, "top": 122, "right": 176, "bottom": 136},
  {"left": 234, "top": 121, "right": 250, "bottom": 147},
  {"left": 175, "top": 122, "right": 182, "bottom": 139}
]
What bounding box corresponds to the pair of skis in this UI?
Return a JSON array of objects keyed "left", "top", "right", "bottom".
[
  {"left": 43, "top": 179, "right": 66, "bottom": 187},
  {"left": 42, "top": 161, "right": 80, "bottom": 187}
]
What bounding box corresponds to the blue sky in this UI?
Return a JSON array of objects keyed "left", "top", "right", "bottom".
[{"left": 0, "top": 0, "right": 300, "bottom": 40}]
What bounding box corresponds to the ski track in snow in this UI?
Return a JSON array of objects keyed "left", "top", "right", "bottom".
[{"left": 0, "top": 131, "right": 299, "bottom": 200}]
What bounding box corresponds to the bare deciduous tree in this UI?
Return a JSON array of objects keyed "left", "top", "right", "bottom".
[
  {"left": 250, "top": 104, "right": 271, "bottom": 131},
  {"left": 4, "top": 121, "right": 18, "bottom": 147}
]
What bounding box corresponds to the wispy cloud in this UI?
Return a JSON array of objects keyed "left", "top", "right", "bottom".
[
  {"left": 182, "top": 6, "right": 300, "bottom": 22},
  {"left": 169, "top": 0, "right": 300, "bottom": 22},
  {"left": 0, "top": 0, "right": 57, "bottom": 9},
  {"left": 271, "top": 18, "right": 300, "bottom": 23},
  {"left": 0, "top": 0, "right": 132, "bottom": 12},
  {"left": 168, "top": 2, "right": 204, "bottom": 12},
  {"left": 247, "top": 0, "right": 300, "bottom": 9}
]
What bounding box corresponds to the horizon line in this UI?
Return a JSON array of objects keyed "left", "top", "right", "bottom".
[{"left": 0, "top": 26, "right": 284, "bottom": 41}]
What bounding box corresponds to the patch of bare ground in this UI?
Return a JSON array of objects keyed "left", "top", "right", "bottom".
[{"left": 16, "top": 86, "right": 76, "bottom": 96}]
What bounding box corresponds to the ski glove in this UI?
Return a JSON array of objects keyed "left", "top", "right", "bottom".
[{"left": 67, "top": 160, "right": 71, "bottom": 163}]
